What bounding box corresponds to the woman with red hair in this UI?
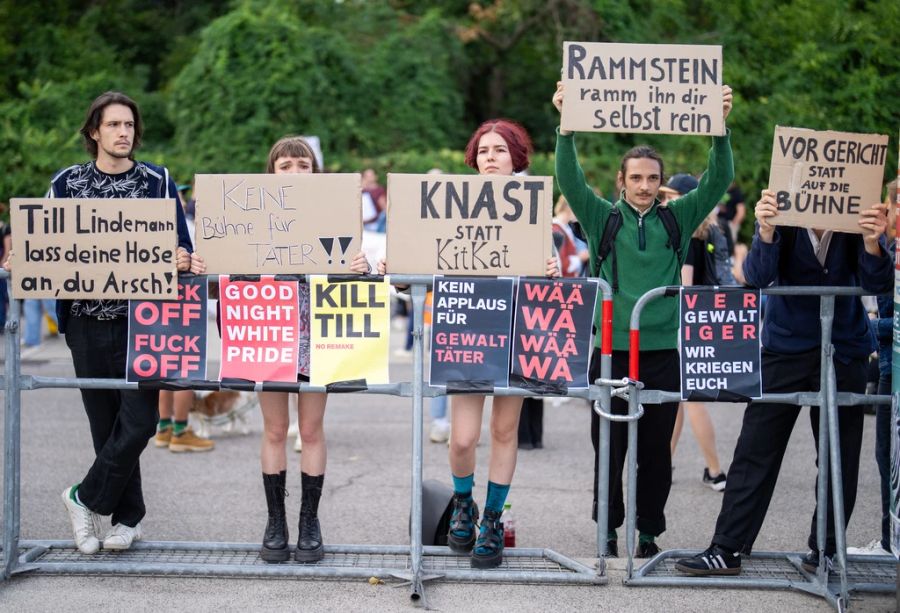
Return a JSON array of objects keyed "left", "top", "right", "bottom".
[{"left": 382, "top": 119, "right": 558, "bottom": 568}]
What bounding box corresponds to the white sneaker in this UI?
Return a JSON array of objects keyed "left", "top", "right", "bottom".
[
  {"left": 429, "top": 419, "right": 450, "bottom": 443},
  {"left": 847, "top": 539, "right": 890, "bottom": 556},
  {"left": 61, "top": 486, "right": 102, "bottom": 554},
  {"left": 103, "top": 522, "right": 143, "bottom": 550}
]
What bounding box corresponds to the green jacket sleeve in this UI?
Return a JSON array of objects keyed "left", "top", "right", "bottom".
[
  {"left": 554, "top": 128, "right": 611, "bottom": 238},
  {"left": 669, "top": 130, "right": 735, "bottom": 255}
]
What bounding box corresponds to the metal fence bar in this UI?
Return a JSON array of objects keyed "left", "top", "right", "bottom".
[
  {"left": 2, "top": 296, "right": 21, "bottom": 580},
  {"left": 622, "top": 284, "right": 894, "bottom": 611},
  {"left": 0, "top": 275, "right": 610, "bottom": 597}
]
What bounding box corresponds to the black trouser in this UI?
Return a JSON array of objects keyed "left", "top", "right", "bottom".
[
  {"left": 590, "top": 348, "right": 679, "bottom": 536},
  {"left": 712, "top": 348, "right": 865, "bottom": 555},
  {"left": 65, "top": 316, "right": 159, "bottom": 527},
  {"left": 518, "top": 397, "right": 543, "bottom": 446}
]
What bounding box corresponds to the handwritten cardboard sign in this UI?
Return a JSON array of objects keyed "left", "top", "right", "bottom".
[
  {"left": 219, "top": 276, "right": 300, "bottom": 383},
  {"left": 309, "top": 277, "right": 390, "bottom": 386},
  {"left": 768, "top": 126, "right": 889, "bottom": 233},
  {"left": 680, "top": 288, "right": 761, "bottom": 401},
  {"left": 193, "top": 174, "right": 362, "bottom": 274},
  {"left": 511, "top": 278, "right": 598, "bottom": 389},
  {"left": 386, "top": 174, "right": 552, "bottom": 276},
  {"left": 561, "top": 42, "right": 724, "bottom": 136},
  {"left": 429, "top": 276, "right": 515, "bottom": 388},
  {"left": 126, "top": 276, "right": 208, "bottom": 382},
  {"left": 9, "top": 198, "right": 177, "bottom": 299}
]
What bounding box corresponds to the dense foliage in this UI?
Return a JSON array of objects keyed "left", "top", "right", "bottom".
[{"left": 2, "top": 0, "right": 897, "bottom": 241}]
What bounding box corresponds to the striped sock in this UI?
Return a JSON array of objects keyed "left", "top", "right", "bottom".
[
  {"left": 157, "top": 418, "right": 172, "bottom": 432},
  {"left": 639, "top": 532, "right": 655, "bottom": 545},
  {"left": 173, "top": 420, "right": 188, "bottom": 436}
]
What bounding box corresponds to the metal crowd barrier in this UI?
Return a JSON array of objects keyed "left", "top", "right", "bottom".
[
  {"left": 0, "top": 273, "right": 613, "bottom": 608},
  {"left": 620, "top": 285, "right": 896, "bottom": 613}
]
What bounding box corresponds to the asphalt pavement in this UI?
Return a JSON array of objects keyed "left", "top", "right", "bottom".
[{"left": 0, "top": 316, "right": 895, "bottom": 612}]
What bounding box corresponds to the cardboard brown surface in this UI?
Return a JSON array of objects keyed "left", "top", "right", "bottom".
[
  {"left": 561, "top": 41, "right": 724, "bottom": 136},
  {"left": 385, "top": 174, "right": 552, "bottom": 276},
  {"left": 9, "top": 198, "right": 177, "bottom": 299},
  {"left": 193, "top": 173, "right": 362, "bottom": 274},
  {"left": 768, "top": 126, "right": 889, "bottom": 233}
]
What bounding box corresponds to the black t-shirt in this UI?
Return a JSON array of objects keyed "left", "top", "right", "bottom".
[{"left": 684, "top": 237, "right": 709, "bottom": 286}]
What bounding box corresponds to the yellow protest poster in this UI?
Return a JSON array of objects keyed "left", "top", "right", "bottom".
[{"left": 309, "top": 276, "right": 391, "bottom": 386}]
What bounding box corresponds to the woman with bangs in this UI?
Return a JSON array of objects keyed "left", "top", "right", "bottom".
[{"left": 258, "top": 136, "right": 371, "bottom": 563}]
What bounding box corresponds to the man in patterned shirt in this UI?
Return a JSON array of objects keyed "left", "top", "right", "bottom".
[{"left": 46, "top": 92, "right": 196, "bottom": 553}]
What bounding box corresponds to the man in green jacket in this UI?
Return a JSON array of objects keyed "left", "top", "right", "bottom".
[{"left": 552, "top": 83, "right": 734, "bottom": 557}]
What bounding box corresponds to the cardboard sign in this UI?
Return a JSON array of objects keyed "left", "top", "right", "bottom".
[
  {"left": 219, "top": 276, "right": 300, "bottom": 383},
  {"left": 680, "top": 288, "right": 761, "bottom": 401},
  {"left": 768, "top": 127, "right": 889, "bottom": 233},
  {"left": 511, "top": 278, "right": 598, "bottom": 389},
  {"left": 126, "top": 276, "right": 208, "bottom": 382},
  {"left": 430, "top": 277, "right": 515, "bottom": 388},
  {"left": 386, "top": 174, "right": 552, "bottom": 276},
  {"left": 561, "top": 42, "right": 724, "bottom": 136},
  {"left": 193, "top": 174, "right": 362, "bottom": 274},
  {"left": 309, "top": 277, "right": 390, "bottom": 386},
  {"left": 9, "top": 198, "right": 177, "bottom": 299}
]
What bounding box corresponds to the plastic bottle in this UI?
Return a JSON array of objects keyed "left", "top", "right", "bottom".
[{"left": 502, "top": 502, "right": 516, "bottom": 548}]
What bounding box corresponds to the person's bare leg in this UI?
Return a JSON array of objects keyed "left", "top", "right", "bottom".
[
  {"left": 259, "top": 392, "right": 289, "bottom": 473},
  {"left": 671, "top": 403, "right": 685, "bottom": 457},
  {"left": 487, "top": 396, "right": 523, "bottom": 484},
  {"left": 298, "top": 393, "right": 327, "bottom": 475},
  {"left": 449, "top": 395, "right": 486, "bottom": 478},
  {"left": 685, "top": 401, "right": 721, "bottom": 475}
]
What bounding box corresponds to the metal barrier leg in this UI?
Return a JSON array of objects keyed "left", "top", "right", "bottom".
[
  {"left": 825, "top": 350, "right": 850, "bottom": 605},
  {"left": 2, "top": 299, "right": 21, "bottom": 580},
  {"left": 596, "top": 396, "right": 610, "bottom": 567},
  {"left": 625, "top": 381, "right": 639, "bottom": 579},
  {"left": 407, "top": 284, "right": 427, "bottom": 605},
  {"left": 815, "top": 329, "right": 831, "bottom": 590}
]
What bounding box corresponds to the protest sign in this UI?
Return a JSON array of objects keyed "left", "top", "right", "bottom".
[
  {"left": 430, "top": 276, "right": 515, "bottom": 388},
  {"left": 219, "top": 276, "right": 299, "bottom": 383},
  {"left": 9, "top": 198, "right": 177, "bottom": 299},
  {"left": 680, "top": 288, "right": 761, "bottom": 401},
  {"left": 193, "top": 174, "right": 362, "bottom": 274},
  {"left": 511, "top": 278, "right": 598, "bottom": 389},
  {"left": 386, "top": 174, "right": 552, "bottom": 276},
  {"left": 309, "top": 277, "right": 390, "bottom": 386},
  {"left": 126, "top": 276, "right": 207, "bottom": 382},
  {"left": 561, "top": 42, "right": 724, "bottom": 136},
  {"left": 768, "top": 126, "right": 889, "bottom": 233}
]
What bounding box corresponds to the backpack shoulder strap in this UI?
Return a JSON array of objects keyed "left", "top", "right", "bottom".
[
  {"left": 656, "top": 206, "right": 683, "bottom": 262},
  {"left": 596, "top": 207, "right": 623, "bottom": 264},
  {"left": 593, "top": 207, "right": 623, "bottom": 290}
]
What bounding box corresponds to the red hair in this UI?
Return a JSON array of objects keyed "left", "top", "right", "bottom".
[{"left": 464, "top": 119, "right": 533, "bottom": 173}]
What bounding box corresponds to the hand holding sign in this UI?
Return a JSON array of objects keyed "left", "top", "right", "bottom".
[
  {"left": 859, "top": 203, "right": 888, "bottom": 253},
  {"left": 754, "top": 189, "right": 779, "bottom": 244}
]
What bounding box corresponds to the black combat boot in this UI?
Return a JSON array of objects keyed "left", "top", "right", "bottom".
[
  {"left": 295, "top": 472, "right": 324, "bottom": 562},
  {"left": 260, "top": 471, "right": 289, "bottom": 562}
]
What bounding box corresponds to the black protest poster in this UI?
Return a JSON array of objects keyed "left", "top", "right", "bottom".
[
  {"left": 126, "top": 276, "right": 208, "bottom": 382},
  {"left": 511, "top": 278, "right": 598, "bottom": 389},
  {"left": 680, "top": 288, "right": 761, "bottom": 401},
  {"left": 430, "top": 276, "right": 514, "bottom": 388}
]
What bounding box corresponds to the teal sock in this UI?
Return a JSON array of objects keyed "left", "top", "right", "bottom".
[
  {"left": 158, "top": 418, "right": 172, "bottom": 432},
  {"left": 484, "top": 481, "right": 510, "bottom": 514},
  {"left": 607, "top": 530, "right": 617, "bottom": 542},
  {"left": 173, "top": 420, "right": 188, "bottom": 436},
  {"left": 452, "top": 473, "right": 474, "bottom": 498},
  {"left": 639, "top": 533, "right": 655, "bottom": 545}
]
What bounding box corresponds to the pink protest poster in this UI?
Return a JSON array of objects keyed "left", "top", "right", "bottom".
[{"left": 218, "top": 275, "right": 300, "bottom": 383}]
